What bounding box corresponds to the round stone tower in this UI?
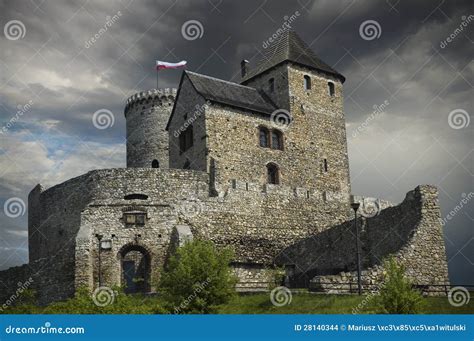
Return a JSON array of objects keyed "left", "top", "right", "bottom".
[{"left": 124, "top": 88, "right": 177, "bottom": 168}]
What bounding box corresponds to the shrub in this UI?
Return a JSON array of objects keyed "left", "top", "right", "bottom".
[
  {"left": 159, "top": 240, "right": 237, "bottom": 314},
  {"left": 375, "top": 257, "right": 423, "bottom": 314},
  {"left": 2, "top": 287, "right": 166, "bottom": 314},
  {"left": 267, "top": 266, "right": 286, "bottom": 290}
]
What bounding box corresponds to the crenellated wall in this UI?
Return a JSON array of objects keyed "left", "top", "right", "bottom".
[{"left": 125, "top": 88, "right": 177, "bottom": 168}]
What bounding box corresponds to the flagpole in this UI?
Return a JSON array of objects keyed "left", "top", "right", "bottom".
[{"left": 156, "top": 69, "right": 159, "bottom": 89}]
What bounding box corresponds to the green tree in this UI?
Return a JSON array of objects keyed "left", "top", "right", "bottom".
[
  {"left": 159, "top": 240, "right": 237, "bottom": 314},
  {"left": 375, "top": 257, "right": 423, "bottom": 314}
]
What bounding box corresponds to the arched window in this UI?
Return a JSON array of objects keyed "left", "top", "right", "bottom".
[
  {"left": 328, "top": 82, "right": 335, "bottom": 96},
  {"left": 267, "top": 163, "right": 280, "bottom": 185},
  {"left": 151, "top": 159, "right": 159, "bottom": 168},
  {"left": 269, "top": 78, "right": 275, "bottom": 93},
  {"left": 271, "top": 130, "right": 283, "bottom": 150},
  {"left": 259, "top": 127, "right": 270, "bottom": 148},
  {"left": 304, "top": 75, "right": 311, "bottom": 90}
]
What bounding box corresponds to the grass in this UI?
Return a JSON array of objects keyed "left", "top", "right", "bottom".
[
  {"left": 2, "top": 291, "right": 473, "bottom": 314},
  {"left": 217, "top": 292, "right": 474, "bottom": 314}
]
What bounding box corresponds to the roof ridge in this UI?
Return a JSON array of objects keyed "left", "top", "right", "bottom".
[{"left": 185, "top": 71, "right": 258, "bottom": 91}]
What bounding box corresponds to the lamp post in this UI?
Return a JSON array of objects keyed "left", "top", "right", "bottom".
[
  {"left": 350, "top": 202, "right": 362, "bottom": 295},
  {"left": 95, "top": 234, "right": 103, "bottom": 287}
]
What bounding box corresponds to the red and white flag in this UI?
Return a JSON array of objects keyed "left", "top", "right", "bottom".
[{"left": 156, "top": 60, "right": 187, "bottom": 70}]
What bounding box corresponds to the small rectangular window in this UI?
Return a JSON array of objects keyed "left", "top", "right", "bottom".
[
  {"left": 135, "top": 214, "right": 145, "bottom": 225},
  {"left": 125, "top": 214, "right": 136, "bottom": 224},
  {"left": 324, "top": 159, "right": 328, "bottom": 172},
  {"left": 124, "top": 212, "right": 146, "bottom": 227}
]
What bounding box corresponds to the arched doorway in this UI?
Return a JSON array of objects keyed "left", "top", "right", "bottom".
[{"left": 119, "top": 245, "right": 151, "bottom": 294}]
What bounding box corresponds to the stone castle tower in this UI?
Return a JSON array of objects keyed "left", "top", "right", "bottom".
[
  {"left": 0, "top": 31, "right": 449, "bottom": 305},
  {"left": 167, "top": 31, "right": 350, "bottom": 199},
  {"left": 240, "top": 31, "right": 351, "bottom": 198},
  {"left": 125, "top": 88, "right": 177, "bottom": 168}
]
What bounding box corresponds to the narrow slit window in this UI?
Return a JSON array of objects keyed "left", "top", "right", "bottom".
[
  {"left": 259, "top": 127, "right": 269, "bottom": 148},
  {"left": 324, "top": 158, "right": 328, "bottom": 172},
  {"left": 269, "top": 78, "right": 275, "bottom": 93},
  {"left": 271, "top": 130, "right": 283, "bottom": 150},
  {"left": 304, "top": 75, "right": 311, "bottom": 90},
  {"left": 328, "top": 82, "right": 335, "bottom": 96}
]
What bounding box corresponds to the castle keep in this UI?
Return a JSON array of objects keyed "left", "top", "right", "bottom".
[{"left": 0, "top": 31, "right": 449, "bottom": 304}]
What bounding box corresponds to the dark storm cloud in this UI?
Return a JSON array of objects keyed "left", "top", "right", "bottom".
[{"left": 0, "top": 0, "right": 472, "bottom": 283}]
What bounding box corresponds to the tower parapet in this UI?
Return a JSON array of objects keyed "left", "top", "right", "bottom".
[{"left": 124, "top": 88, "right": 177, "bottom": 168}]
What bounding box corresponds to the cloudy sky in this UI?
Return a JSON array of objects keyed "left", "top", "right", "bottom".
[{"left": 0, "top": 0, "right": 472, "bottom": 284}]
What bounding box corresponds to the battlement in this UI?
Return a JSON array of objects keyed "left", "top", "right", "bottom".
[
  {"left": 124, "top": 88, "right": 177, "bottom": 113},
  {"left": 225, "top": 179, "right": 349, "bottom": 202}
]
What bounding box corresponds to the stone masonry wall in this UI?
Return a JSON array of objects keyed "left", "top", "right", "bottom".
[
  {"left": 276, "top": 185, "right": 450, "bottom": 292},
  {"left": 72, "top": 168, "right": 210, "bottom": 291},
  {"left": 288, "top": 64, "right": 351, "bottom": 199},
  {"left": 242, "top": 62, "right": 290, "bottom": 110},
  {"left": 0, "top": 251, "right": 75, "bottom": 306}
]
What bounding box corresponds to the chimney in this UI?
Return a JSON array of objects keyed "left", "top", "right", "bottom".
[{"left": 240, "top": 59, "right": 249, "bottom": 78}]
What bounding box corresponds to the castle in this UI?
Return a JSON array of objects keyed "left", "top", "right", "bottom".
[{"left": 0, "top": 31, "right": 449, "bottom": 304}]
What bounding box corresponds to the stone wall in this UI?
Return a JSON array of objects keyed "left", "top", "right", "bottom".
[
  {"left": 276, "top": 185, "right": 450, "bottom": 291},
  {"left": 233, "top": 264, "right": 272, "bottom": 292},
  {"left": 0, "top": 251, "right": 75, "bottom": 306},
  {"left": 1, "top": 165, "right": 449, "bottom": 304},
  {"left": 287, "top": 64, "right": 351, "bottom": 199},
  {"left": 71, "top": 168, "right": 209, "bottom": 291},
  {"left": 242, "top": 62, "right": 290, "bottom": 110}
]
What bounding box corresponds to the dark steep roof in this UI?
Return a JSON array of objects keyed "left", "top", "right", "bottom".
[
  {"left": 242, "top": 30, "right": 345, "bottom": 83},
  {"left": 185, "top": 71, "right": 278, "bottom": 114}
]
